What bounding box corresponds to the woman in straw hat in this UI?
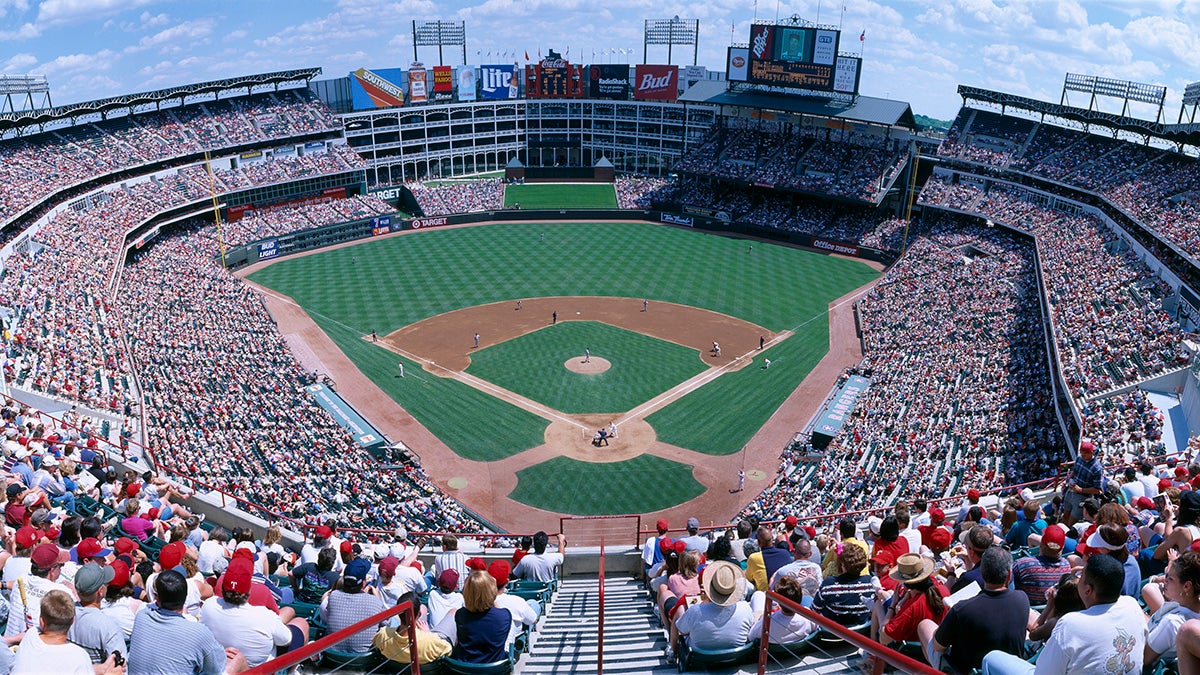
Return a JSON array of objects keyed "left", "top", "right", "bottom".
[
  {"left": 665, "top": 560, "right": 754, "bottom": 666},
  {"left": 872, "top": 553, "right": 949, "bottom": 648}
]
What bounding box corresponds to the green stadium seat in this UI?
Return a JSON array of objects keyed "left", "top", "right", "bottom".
[
  {"left": 319, "top": 648, "right": 386, "bottom": 670},
  {"left": 677, "top": 638, "right": 759, "bottom": 672},
  {"left": 440, "top": 657, "right": 512, "bottom": 675}
]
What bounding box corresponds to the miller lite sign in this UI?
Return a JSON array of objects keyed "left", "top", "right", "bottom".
[
  {"left": 633, "top": 64, "right": 679, "bottom": 101},
  {"left": 479, "top": 64, "right": 517, "bottom": 100}
]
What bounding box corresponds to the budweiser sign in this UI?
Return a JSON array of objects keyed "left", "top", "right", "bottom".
[{"left": 633, "top": 64, "right": 678, "bottom": 101}]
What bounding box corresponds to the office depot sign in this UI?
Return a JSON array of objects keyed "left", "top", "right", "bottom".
[{"left": 633, "top": 64, "right": 678, "bottom": 101}]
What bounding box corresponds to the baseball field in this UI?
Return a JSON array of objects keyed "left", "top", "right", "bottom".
[{"left": 245, "top": 201, "right": 880, "bottom": 529}]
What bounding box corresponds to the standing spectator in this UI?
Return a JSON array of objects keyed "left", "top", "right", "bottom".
[{"left": 1063, "top": 441, "right": 1103, "bottom": 526}]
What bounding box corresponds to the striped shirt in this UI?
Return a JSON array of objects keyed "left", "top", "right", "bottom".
[
  {"left": 320, "top": 590, "right": 388, "bottom": 654},
  {"left": 127, "top": 605, "right": 225, "bottom": 675},
  {"left": 811, "top": 573, "right": 874, "bottom": 627},
  {"left": 1013, "top": 554, "right": 1071, "bottom": 605},
  {"left": 434, "top": 551, "right": 468, "bottom": 591}
]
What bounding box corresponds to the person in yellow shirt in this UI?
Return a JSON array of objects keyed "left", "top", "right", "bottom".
[
  {"left": 373, "top": 592, "right": 453, "bottom": 665},
  {"left": 822, "top": 518, "right": 870, "bottom": 578}
]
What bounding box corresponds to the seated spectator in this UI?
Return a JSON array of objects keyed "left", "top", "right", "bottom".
[
  {"left": 373, "top": 591, "right": 452, "bottom": 666},
  {"left": 1013, "top": 525, "right": 1071, "bottom": 605},
  {"left": 982, "top": 553, "right": 1146, "bottom": 675},
  {"left": 68, "top": 563, "right": 127, "bottom": 666},
  {"left": 127, "top": 569, "right": 229, "bottom": 675},
  {"left": 875, "top": 553, "right": 949, "bottom": 647},
  {"left": 769, "top": 538, "right": 823, "bottom": 605},
  {"left": 320, "top": 557, "right": 387, "bottom": 654},
  {"left": 1140, "top": 551, "right": 1200, "bottom": 666},
  {"left": 6, "top": 543, "right": 73, "bottom": 638},
  {"left": 1027, "top": 573, "right": 1084, "bottom": 642},
  {"left": 12, "top": 589, "right": 107, "bottom": 675},
  {"left": 1085, "top": 524, "right": 1140, "bottom": 598},
  {"left": 929, "top": 547, "right": 1029, "bottom": 673},
  {"left": 511, "top": 531, "right": 565, "bottom": 583},
  {"left": 747, "top": 575, "right": 816, "bottom": 644},
  {"left": 433, "top": 534, "right": 468, "bottom": 591},
  {"left": 680, "top": 517, "right": 710, "bottom": 552},
  {"left": 453, "top": 569, "right": 512, "bottom": 664},
  {"left": 872, "top": 516, "right": 910, "bottom": 562},
  {"left": 99, "top": 560, "right": 141, "bottom": 640},
  {"left": 488, "top": 560, "right": 538, "bottom": 650},
  {"left": 428, "top": 570, "right": 464, "bottom": 628},
  {"left": 658, "top": 549, "right": 702, "bottom": 625},
  {"left": 641, "top": 519, "right": 669, "bottom": 581},
  {"left": 199, "top": 555, "right": 308, "bottom": 668},
  {"left": 950, "top": 525, "right": 996, "bottom": 593},
  {"left": 375, "top": 553, "right": 426, "bottom": 606},
  {"left": 811, "top": 541, "right": 873, "bottom": 627},
  {"left": 746, "top": 526, "right": 792, "bottom": 592},
  {"left": 669, "top": 560, "right": 754, "bottom": 665},
  {"left": 823, "top": 518, "right": 869, "bottom": 578},
  {"left": 291, "top": 548, "right": 339, "bottom": 604}
]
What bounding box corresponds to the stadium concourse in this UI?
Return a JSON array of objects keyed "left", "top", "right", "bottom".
[{"left": 0, "top": 58, "right": 1195, "bottom": 673}]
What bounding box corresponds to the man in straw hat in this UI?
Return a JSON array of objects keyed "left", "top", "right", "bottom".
[{"left": 666, "top": 560, "right": 754, "bottom": 665}]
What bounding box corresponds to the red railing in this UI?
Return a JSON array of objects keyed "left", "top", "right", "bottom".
[
  {"left": 757, "top": 589, "right": 942, "bottom": 675},
  {"left": 247, "top": 600, "right": 421, "bottom": 674}
]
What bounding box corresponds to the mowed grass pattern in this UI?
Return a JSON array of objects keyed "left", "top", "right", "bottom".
[
  {"left": 510, "top": 455, "right": 704, "bottom": 515},
  {"left": 310, "top": 316, "right": 546, "bottom": 462},
  {"left": 647, "top": 318, "right": 832, "bottom": 455},
  {"left": 503, "top": 183, "right": 617, "bottom": 209},
  {"left": 465, "top": 321, "right": 705, "bottom": 414},
  {"left": 249, "top": 221, "right": 879, "bottom": 464}
]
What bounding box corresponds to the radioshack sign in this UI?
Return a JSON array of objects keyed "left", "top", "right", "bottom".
[{"left": 633, "top": 64, "right": 678, "bottom": 101}]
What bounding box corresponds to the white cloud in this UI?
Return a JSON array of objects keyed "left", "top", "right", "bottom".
[
  {"left": 0, "top": 53, "right": 38, "bottom": 74},
  {"left": 125, "top": 18, "right": 216, "bottom": 54},
  {"left": 35, "top": 0, "right": 157, "bottom": 27}
]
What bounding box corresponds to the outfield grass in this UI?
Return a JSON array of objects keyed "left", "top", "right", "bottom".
[
  {"left": 250, "top": 221, "right": 878, "bottom": 464},
  {"left": 466, "top": 322, "right": 705, "bottom": 414},
  {"left": 504, "top": 183, "right": 617, "bottom": 209},
  {"left": 509, "top": 455, "right": 704, "bottom": 514},
  {"left": 647, "top": 319, "right": 832, "bottom": 454}
]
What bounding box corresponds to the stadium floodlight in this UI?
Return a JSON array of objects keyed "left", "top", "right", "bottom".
[
  {"left": 644, "top": 16, "right": 699, "bottom": 66},
  {"left": 412, "top": 20, "right": 466, "bottom": 66},
  {"left": 1185, "top": 82, "right": 1200, "bottom": 107},
  {"left": 0, "top": 74, "right": 51, "bottom": 113},
  {"left": 1061, "top": 72, "right": 1167, "bottom": 122}
]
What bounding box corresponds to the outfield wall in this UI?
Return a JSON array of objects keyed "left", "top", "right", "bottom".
[{"left": 224, "top": 208, "right": 898, "bottom": 267}]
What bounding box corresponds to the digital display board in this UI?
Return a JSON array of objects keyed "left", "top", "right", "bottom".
[{"left": 744, "top": 23, "right": 857, "bottom": 94}]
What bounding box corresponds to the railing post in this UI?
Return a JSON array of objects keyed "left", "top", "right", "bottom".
[
  {"left": 407, "top": 602, "right": 421, "bottom": 675},
  {"left": 598, "top": 536, "right": 605, "bottom": 675},
  {"left": 758, "top": 593, "right": 772, "bottom": 675}
]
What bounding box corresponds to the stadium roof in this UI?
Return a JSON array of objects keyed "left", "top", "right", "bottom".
[
  {"left": 679, "top": 81, "right": 917, "bottom": 129},
  {"left": 959, "top": 84, "right": 1200, "bottom": 147},
  {"left": 0, "top": 68, "right": 321, "bottom": 133}
]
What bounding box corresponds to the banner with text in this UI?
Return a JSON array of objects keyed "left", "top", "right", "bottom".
[
  {"left": 479, "top": 64, "right": 518, "bottom": 99},
  {"left": 633, "top": 64, "right": 678, "bottom": 101}
]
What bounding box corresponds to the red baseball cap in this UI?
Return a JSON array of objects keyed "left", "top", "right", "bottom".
[
  {"left": 108, "top": 560, "right": 130, "bottom": 588},
  {"left": 115, "top": 537, "right": 138, "bottom": 555},
  {"left": 465, "top": 557, "right": 487, "bottom": 571},
  {"left": 1136, "top": 496, "right": 1155, "bottom": 510},
  {"left": 488, "top": 560, "right": 511, "bottom": 589},
  {"left": 223, "top": 557, "right": 254, "bottom": 594},
  {"left": 1042, "top": 526, "right": 1066, "bottom": 552},
  {"left": 928, "top": 507, "right": 945, "bottom": 523},
  {"left": 1080, "top": 441, "right": 1095, "bottom": 452},
  {"left": 967, "top": 489, "right": 980, "bottom": 501},
  {"left": 1177, "top": 467, "right": 1189, "bottom": 477},
  {"left": 77, "top": 537, "right": 112, "bottom": 560},
  {"left": 158, "top": 541, "right": 186, "bottom": 570},
  {"left": 340, "top": 540, "right": 353, "bottom": 554},
  {"left": 14, "top": 526, "right": 38, "bottom": 549},
  {"left": 928, "top": 527, "right": 953, "bottom": 552},
  {"left": 870, "top": 550, "right": 895, "bottom": 566},
  {"left": 437, "top": 569, "right": 459, "bottom": 592},
  {"left": 378, "top": 556, "right": 399, "bottom": 577},
  {"left": 125, "top": 483, "right": 139, "bottom": 497},
  {"left": 655, "top": 518, "right": 669, "bottom": 532},
  {"left": 1160, "top": 478, "right": 1174, "bottom": 490},
  {"left": 314, "top": 525, "right": 333, "bottom": 539},
  {"left": 784, "top": 515, "right": 798, "bottom": 528},
  {"left": 31, "top": 543, "right": 59, "bottom": 569},
  {"left": 803, "top": 525, "right": 816, "bottom": 539},
  {"left": 658, "top": 537, "right": 675, "bottom": 553}
]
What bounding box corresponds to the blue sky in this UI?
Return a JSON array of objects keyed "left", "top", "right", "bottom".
[{"left": 0, "top": 0, "right": 1196, "bottom": 120}]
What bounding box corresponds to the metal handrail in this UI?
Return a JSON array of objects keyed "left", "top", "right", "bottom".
[
  {"left": 246, "top": 600, "right": 421, "bottom": 674},
  {"left": 758, "top": 590, "right": 942, "bottom": 675},
  {"left": 598, "top": 536, "right": 605, "bottom": 675}
]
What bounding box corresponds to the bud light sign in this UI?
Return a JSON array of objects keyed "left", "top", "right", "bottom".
[
  {"left": 633, "top": 64, "right": 679, "bottom": 101},
  {"left": 258, "top": 240, "right": 279, "bottom": 260},
  {"left": 479, "top": 64, "right": 517, "bottom": 100}
]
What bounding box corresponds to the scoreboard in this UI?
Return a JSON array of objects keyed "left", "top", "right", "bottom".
[{"left": 733, "top": 23, "right": 862, "bottom": 95}]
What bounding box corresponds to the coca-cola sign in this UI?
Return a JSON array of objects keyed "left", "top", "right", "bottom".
[{"left": 633, "top": 64, "right": 679, "bottom": 101}]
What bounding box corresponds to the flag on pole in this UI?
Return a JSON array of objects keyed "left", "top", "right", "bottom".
[
  {"left": 859, "top": 30, "right": 865, "bottom": 41},
  {"left": 524, "top": 50, "right": 529, "bottom": 61}
]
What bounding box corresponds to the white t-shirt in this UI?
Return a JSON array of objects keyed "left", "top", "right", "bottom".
[
  {"left": 2, "top": 557, "right": 31, "bottom": 585},
  {"left": 5, "top": 576, "right": 73, "bottom": 638},
  {"left": 427, "top": 589, "right": 464, "bottom": 627},
  {"left": 1146, "top": 602, "right": 1200, "bottom": 660},
  {"left": 12, "top": 630, "right": 92, "bottom": 674},
  {"left": 674, "top": 601, "right": 755, "bottom": 651},
  {"left": 1139, "top": 475, "right": 1161, "bottom": 498},
  {"left": 145, "top": 571, "right": 205, "bottom": 618},
  {"left": 199, "top": 596, "right": 291, "bottom": 667},
  {"left": 748, "top": 609, "right": 817, "bottom": 644},
  {"left": 512, "top": 552, "right": 564, "bottom": 582},
  {"left": 1035, "top": 595, "right": 1146, "bottom": 674},
  {"left": 197, "top": 539, "right": 226, "bottom": 575},
  {"left": 494, "top": 592, "right": 538, "bottom": 647},
  {"left": 1120, "top": 480, "right": 1146, "bottom": 501}
]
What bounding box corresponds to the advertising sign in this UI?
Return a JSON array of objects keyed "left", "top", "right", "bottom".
[
  {"left": 660, "top": 213, "right": 693, "bottom": 227},
  {"left": 411, "top": 216, "right": 449, "bottom": 229},
  {"left": 531, "top": 58, "right": 582, "bottom": 98},
  {"left": 432, "top": 66, "right": 453, "bottom": 92},
  {"left": 743, "top": 23, "right": 858, "bottom": 94},
  {"left": 833, "top": 56, "right": 862, "bottom": 94},
  {"left": 588, "top": 64, "right": 629, "bottom": 100},
  {"left": 370, "top": 216, "right": 392, "bottom": 236},
  {"left": 727, "top": 47, "right": 749, "bottom": 82},
  {"left": 350, "top": 68, "right": 407, "bottom": 109},
  {"left": 458, "top": 66, "right": 477, "bottom": 101},
  {"left": 258, "top": 240, "right": 279, "bottom": 260},
  {"left": 479, "top": 64, "right": 517, "bottom": 100},
  {"left": 633, "top": 64, "right": 678, "bottom": 101},
  {"left": 812, "top": 238, "right": 860, "bottom": 256},
  {"left": 813, "top": 29, "right": 839, "bottom": 65},
  {"left": 408, "top": 64, "right": 428, "bottom": 103},
  {"left": 683, "top": 65, "right": 707, "bottom": 85},
  {"left": 749, "top": 24, "right": 775, "bottom": 62}
]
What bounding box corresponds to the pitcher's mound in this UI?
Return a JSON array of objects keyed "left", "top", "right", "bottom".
[{"left": 565, "top": 357, "right": 610, "bottom": 374}]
